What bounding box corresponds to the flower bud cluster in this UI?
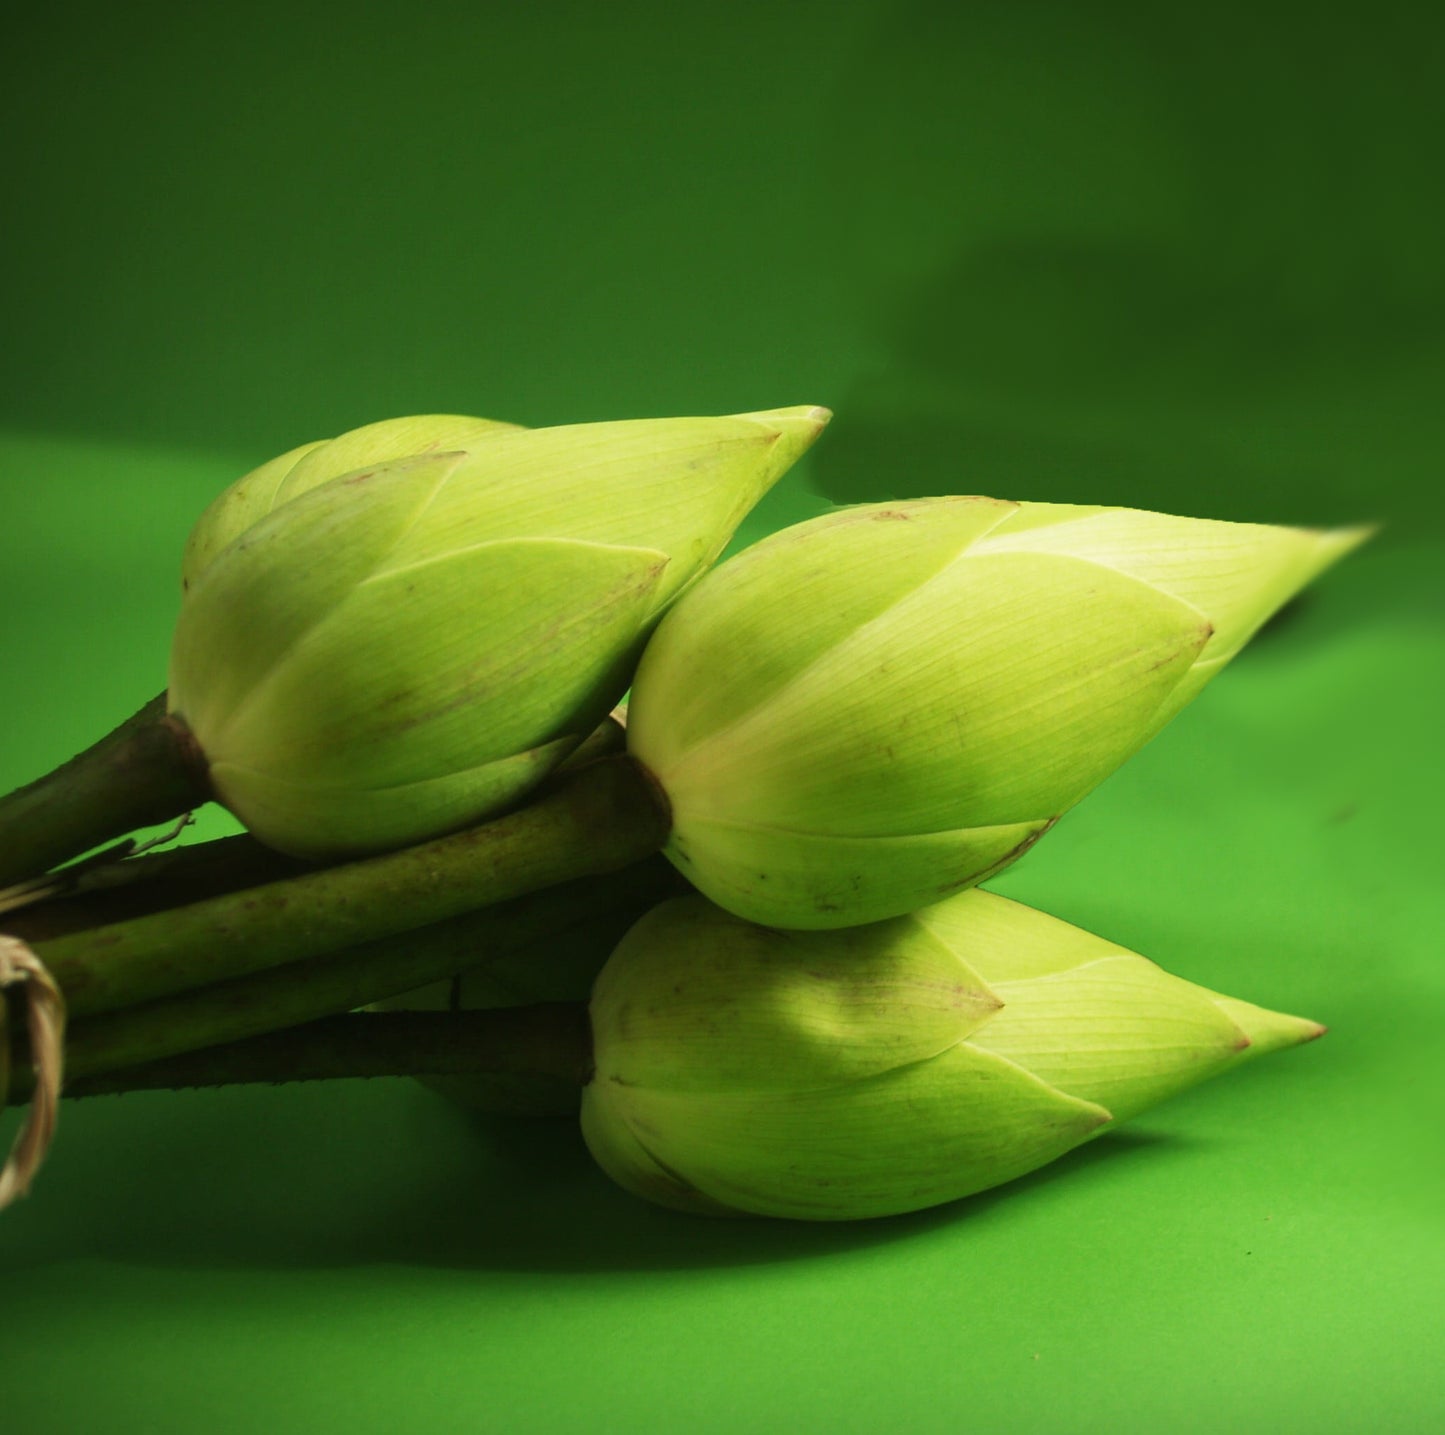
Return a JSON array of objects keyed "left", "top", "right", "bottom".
[{"left": 170, "top": 406, "right": 1356, "bottom": 1221}]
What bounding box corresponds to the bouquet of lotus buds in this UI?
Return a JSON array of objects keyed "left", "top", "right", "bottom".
[{"left": 0, "top": 404, "right": 1366, "bottom": 1219}]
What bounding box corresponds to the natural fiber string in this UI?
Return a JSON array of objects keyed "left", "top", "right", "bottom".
[
  {"left": 0, "top": 934, "right": 66, "bottom": 1209},
  {"left": 0, "top": 811, "right": 195, "bottom": 917}
]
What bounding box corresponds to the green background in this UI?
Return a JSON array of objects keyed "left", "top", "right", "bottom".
[{"left": 2, "top": 2, "right": 1441, "bottom": 1430}]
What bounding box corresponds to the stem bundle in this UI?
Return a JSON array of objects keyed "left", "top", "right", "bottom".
[
  {"left": 0, "top": 747, "right": 677, "bottom": 1207},
  {"left": 32, "top": 754, "right": 668, "bottom": 1020}
]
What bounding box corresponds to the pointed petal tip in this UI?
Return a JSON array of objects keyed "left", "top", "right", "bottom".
[
  {"left": 1318, "top": 521, "right": 1377, "bottom": 556},
  {"left": 1267, "top": 1013, "right": 1328, "bottom": 1053},
  {"left": 1297, "top": 522, "right": 1377, "bottom": 586},
  {"left": 1213, "top": 996, "right": 1326, "bottom": 1058},
  {"left": 737, "top": 406, "right": 832, "bottom": 490},
  {"left": 741, "top": 404, "right": 833, "bottom": 438}
]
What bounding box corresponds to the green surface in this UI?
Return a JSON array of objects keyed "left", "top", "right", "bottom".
[{"left": 3, "top": 2, "right": 1443, "bottom": 1431}]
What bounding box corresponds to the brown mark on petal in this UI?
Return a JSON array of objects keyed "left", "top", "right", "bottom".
[
  {"left": 628, "top": 756, "right": 674, "bottom": 835},
  {"left": 938, "top": 817, "right": 1060, "bottom": 895},
  {"left": 1143, "top": 622, "right": 1213, "bottom": 673}
]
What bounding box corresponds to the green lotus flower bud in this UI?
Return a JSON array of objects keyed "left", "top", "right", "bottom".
[
  {"left": 168, "top": 407, "right": 830, "bottom": 858},
  {"left": 628, "top": 499, "right": 1367, "bottom": 928},
  {"left": 581, "top": 890, "right": 1323, "bottom": 1220},
  {"left": 181, "top": 414, "right": 524, "bottom": 590}
]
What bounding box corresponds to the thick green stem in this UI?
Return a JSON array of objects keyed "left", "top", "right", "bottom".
[
  {"left": 0, "top": 693, "right": 212, "bottom": 888},
  {"left": 61, "top": 1006, "right": 592, "bottom": 1116},
  {"left": 1, "top": 715, "right": 628, "bottom": 936},
  {"left": 33, "top": 753, "right": 668, "bottom": 1020},
  {"left": 14, "top": 856, "right": 678, "bottom": 1095},
  {"left": 1, "top": 834, "right": 306, "bottom": 941}
]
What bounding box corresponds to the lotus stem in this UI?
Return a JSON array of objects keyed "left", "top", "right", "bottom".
[
  {"left": 60, "top": 1006, "right": 592, "bottom": 1117},
  {"left": 24, "top": 753, "right": 668, "bottom": 1021},
  {"left": 0, "top": 833, "right": 307, "bottom": 939},
  {"left": 0, "top": 693, "right": 212, "bottom": 888},
  {"left": 3, "top": 855, "right": 679, "bottom": 1101}
]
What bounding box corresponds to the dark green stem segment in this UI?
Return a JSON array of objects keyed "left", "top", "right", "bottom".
[
  {"left": 0, "top": 693, "right": 212, "bottom": 889},
  {"left": 62, "top": 1006, "right": 592, "bottom": 1117},
  {"left": 29, "top": 753, "right": 672, "bottom": 1020}
]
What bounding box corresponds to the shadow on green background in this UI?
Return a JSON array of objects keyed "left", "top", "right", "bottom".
[
  {"left": 814, "top": 3, "right": 1445, "bottom": 531},
  {"left": 2, "top": 1076, "right": 1178, "bottom": 1277},
  {"left": 4, "top": 1, "right": 1442, "bottom": 531}
]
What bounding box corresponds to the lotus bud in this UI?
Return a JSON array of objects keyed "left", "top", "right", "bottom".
[
  {"left": 581, "top": 890, "right": 1323, "bottom": 1220},
  {"left": 627, "top": 498, "right": 1368, "bottom": 928},
  {"left": 181, "top": 414, "right": 524, "bottom": 590},
  {"left": 168, "top": 406, "right": 830, "bottom": 858}
]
